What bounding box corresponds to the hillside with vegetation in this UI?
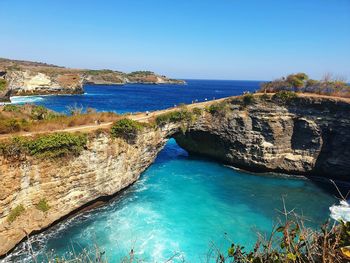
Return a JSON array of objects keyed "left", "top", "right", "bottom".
[
  {"left": 260, "top": 73, "right": 350, "bottom": 98},
  {"left": 0, "top": 104, "right": 121, "bottom": 135},
  {"left": 0, "top": 58, "right": 185, "bottom": 101}
]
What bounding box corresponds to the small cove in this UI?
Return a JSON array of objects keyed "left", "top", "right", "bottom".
[{"left": 4, "top": 80, "right": 339, "bottom": 262}]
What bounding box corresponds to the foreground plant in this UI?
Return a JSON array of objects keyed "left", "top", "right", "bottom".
[
  {"left": 220, "top": 220, "right": 346, "bottom": 263},
  {"left": 212, "top": 198, "right": 350, "bottom": 263}
]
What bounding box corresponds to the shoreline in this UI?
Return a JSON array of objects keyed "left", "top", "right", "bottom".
[{"left": 7, "top": 81, "right": 187, "bottom": 101}]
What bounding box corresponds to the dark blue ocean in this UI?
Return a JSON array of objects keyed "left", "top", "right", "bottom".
[
  {"left": 11, "top": 79, "right": 260, "bottom": 113},
  {"left": 6, "top": 80, "right": 337, "bottom": 262}
]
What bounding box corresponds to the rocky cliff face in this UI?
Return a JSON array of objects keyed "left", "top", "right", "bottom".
[
  {"left": 0, "top": 95, "right": 349, "bottom": 257},
  {"left": 175, "top": 96, "right": 350, "bottom": 179},
  {"left": 0, "top": 58, "right": 185, "bottom": 101},
  {"left": 5, "top": 70, "right": 84, "bottom": 96},
  {"left": 0, "top": 126, "right": 177, "bottom": 257}
]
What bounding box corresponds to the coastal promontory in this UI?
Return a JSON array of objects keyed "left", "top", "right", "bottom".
[
  {"left": 0, "top": 58, "right": 185, "bottom": 102},
  {"left": 0, "top": 93, "right": 349, "bottom": 256}
]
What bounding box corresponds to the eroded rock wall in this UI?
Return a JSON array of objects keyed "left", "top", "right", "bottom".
[
  {"left": 175, "top": 96, "right": 350, "bottom": 179},
  {"left": 0, "top": 128, "right": 170, "bottom": 256},
  {"left": 0, "top": 58, "right": 185, "bottom": 101},
  {"left": 5, "top": 70, "right": 84, "bottom": 97},
  {"left": 0, "top": 96, "right": 349, "bottom": 257}
]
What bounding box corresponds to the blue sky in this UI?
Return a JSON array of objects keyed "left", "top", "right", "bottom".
[{"left": 1, "top": 0, "right": 349, "bottom": 80}]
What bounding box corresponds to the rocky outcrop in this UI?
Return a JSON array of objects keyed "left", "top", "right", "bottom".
[
  {"left": 83, "top": 71, "right": 185, "bottom": 85},
  {"left": 0, "top": 125, "right": 178, "bottom": 257},
  {"left": 175, "top": 96, "right": 350, "bottom": 179},
  {"left": 5, "top": 70, "right": 84, "bottom": 97},
  {"left": 0, "top": 58, "right": 185, "bottom": 101},
  {"left": 0, "top": 95, "right": 349, "bottom": 257},
  {"left": 126, "top": 73, "right": 185, "bottom": 85},
  {"left": 84, "top": 72, "right": 125, "bottom": 85}
]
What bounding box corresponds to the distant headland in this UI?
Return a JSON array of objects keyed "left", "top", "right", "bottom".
[{"left": 0, "top": 58, "right": 185, "bottom": 102}]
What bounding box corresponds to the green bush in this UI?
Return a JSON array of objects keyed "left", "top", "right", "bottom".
[
  {"left": 7, "top": 204, "right": 25, "bottom": 223},
  {"left": 85, "top": 69, "right": 115, "bottom": 75},
  {"left": 128, "top": 71, "right": 154, "bottom": 77},
  {"left": 242, "top": 93, "right": 255, "bottom": 105},
  {"left": 26, "top": 132, "right": 88, "bottom": 158},
  {"left": 36, "top": 198, "right": 50, "bottom": 212},
  {"left": 273, "top": 91, "right": 297, "bottom": 103},
  {"left": 0, "top": 137, "right": 28, "bottom": 158},
  {"left": 0, "top": 79, "right": 7, "bottom": 91},
  {"left": 0, "top": 133, "right": 87, "bottom": 159},
  {"left": 31, "top": 105, "right": 48, "bottom": 120},
  {"left": 0, "top": 119, "right": 21, "bottom": 133},
  {"left": 192, "top": 107, "right": 203, "bottom": 116},
  {"left": 207, "top": 102, "right": 228, "bottom": 115},
  {"left": 111, "top": 118, "right": 144, "bottom": 141},
  {"left": 286, "top": 73, "right": 309, "bottom": 88},
  {"left": 155, "top": 110, "right": 193, "bottom": 126},
  {"left": 3, "top": 104, "right": 20, "bottom": 112},
  {"left": 31, "top": 105, "right": 59, "bottom": 121}
]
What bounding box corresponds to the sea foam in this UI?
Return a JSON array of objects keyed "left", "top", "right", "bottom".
[
  {"left": 330, "top": 200, "right": 350, "bottom": 222},
  {"left": 10, "top": 96, "right": 44, "bottom": 104}
]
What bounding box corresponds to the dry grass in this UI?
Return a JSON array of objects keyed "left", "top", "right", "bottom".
[
  {"left": 0, "top": 104, "right": 122, "bottom": 135},
  {"left": 29, "top": 112, "right": 120, "bottom": 132}
]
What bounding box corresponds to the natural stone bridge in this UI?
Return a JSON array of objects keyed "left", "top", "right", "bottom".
[{"left": 1, "top": 94, "right": 350, "bottom": 256}]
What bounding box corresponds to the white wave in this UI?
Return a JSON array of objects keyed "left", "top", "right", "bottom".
[
  {"left": 10, "top": 96, "right": 44, "bottom": 104},
  {"left": 330, "top": 200, "right": 350, "bottom": 222}
]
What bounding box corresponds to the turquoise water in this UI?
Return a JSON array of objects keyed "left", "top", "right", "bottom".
[
  {"left": 8, "top": 140, "right": 336, "bottom": 262},
  {"left": 4, "top": 80, "right": 338, "bottom": 262}
]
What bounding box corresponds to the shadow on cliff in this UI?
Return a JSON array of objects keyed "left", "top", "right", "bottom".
[{"left": 308, "top": 177, "right": 350, "bottom": 200}]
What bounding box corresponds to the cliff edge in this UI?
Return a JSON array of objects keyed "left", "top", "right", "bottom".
[
  {"left": 0, "top": 94, "right": 349, "bottom": 257},
  {"left": 175, "top": 94, "right": 350, "bottom": 179}
]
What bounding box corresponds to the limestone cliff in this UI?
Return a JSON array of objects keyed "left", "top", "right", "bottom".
[
  {"left": 0, "top": 126, "right": 177, "bottom": 257},
  {"left": 5, "top": 70, "right": 84, "bottom": 97},
  {"left": 0, "top": 58, "right": 185, "bottom": 101},
  {"left": 175, "top": 95, "right": 350, "bottom": 179},
  {"left": 0, "top": 95, "right": 349, "bottom": 257}
]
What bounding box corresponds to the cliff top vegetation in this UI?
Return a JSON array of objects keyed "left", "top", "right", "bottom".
[
  {"left": 260, "top": 73, "right": 350, "bottom": 98},
  {"left": 0, "top": 104, "right": 120, "bottom": 135},
  {"left": 128, "top": 71, "right": 155, "bottom": 77},
  {"left": 0, "top": 58, "right": 176, "bottom": 82},
  {"left": 0, "top": 132, "right": 88, "bottom": 159},
  {"left": 83, "top": 69, "right": 124, "bottom": 76},
  {"left": 0, "top": 79, "right": 6, "bottom": 92}
]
